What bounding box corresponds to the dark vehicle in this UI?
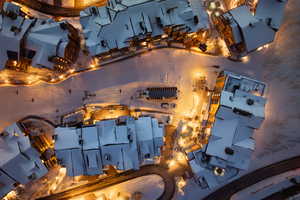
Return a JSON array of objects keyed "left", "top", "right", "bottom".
[{"left": 161, "top": 103, "right": 176, "bottom": 109}]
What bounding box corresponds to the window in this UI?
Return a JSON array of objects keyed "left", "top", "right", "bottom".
[
  {"left": 233, "top": 108, "right": 252, "bottom": 117},
  {"left": 23, "top": 49, "right": 36, "bottom": 59},
  {"left": 144, "top": 153, "right": 150, "bottom": 159},
  {"left": 7, "top": 51, "right": 18, "bottom": 60}
]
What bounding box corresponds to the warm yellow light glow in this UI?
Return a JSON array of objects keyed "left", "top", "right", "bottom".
[
  {"left": 214, "top": 167, "right": 225, "bottom": 176},
  {"left": 90, "top": 64, "right": 96, "bottom": 68},
  {"left": 194, "top": 72, "right": 202, "bottom": 79},
  {"left": 229, "top": 0, "right": 241, "bottom": 9},
  {"left": 257, "top": 46, "right": 263, "bottom": 51},
  {"left": 59, "top": 75, "right": 64, "bottom": 79},
  {"left": 257, "top": 44, "right": 270, "bottom": 51},
  {"left": 241, "top": 56, "right": 250, "bottom": 63},
  {"left": 69, "top": 69, "right": 75, "bottom": 73},
  {"left": 190, "top": 47, "right": 202, "bottom": 53},
  {"left": 209, "top": 2, "right": 217, "bottom": 10},
  {"left": 178, "top": 138, "right": 186, "bottom": 147},
  {"left": 175, "top": 152, "right": 187, "bottom": 163},
  {"left": 49, "top": 167, "right": 66, "bottom": 192},
  {"left": 205, "top": 127, "right": 212, "bottom": 135},
  {"left": 168, "top": 159, "right": 178, "bottom": 169},
  {"left": 177, "top": 177, "right": 186, "bottom": 188},
  {"left": 59, "top": 167, "right": 67, "bottom": 175},
  {"left": 117, "top": 196, "right": 128, "bottom": 200},
  {"left": 3, "top": 190, "right": 17, "bottom": 200},
  {"left": 27, "top": 76, "right": 36, "bottom": 84},
  {"left": 141, "top": 41, "right": 147, "bottom": 46},
  {"left": 161, "top": 34, "right": 168, "bottom": 39},
  {"left": 190, "top": 93, "right": 200, "bottom": 117},
  {"left": 214, "top": 11, "right": 221, "bottom": 17},
  {"left": 97, "top": 194, "right": 107, "bottom": 200},
  {"left": 108, "top": 191, "right": 117, "bottom": 199},
  {"left": 218, "top": 39, "right": 230, "bottom": 57},
  {"left": 177, "top": 177, "right": 187, "bottom": 195},
  {"left": 181, "top": 125, "right": 188, "bottom": 133}
]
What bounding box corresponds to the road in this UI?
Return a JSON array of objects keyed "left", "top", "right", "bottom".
[
  {"left": 202, "top": 155, "right": 300, "bottom": 200},
  {"left": 10, "top": 0, "right": 106, "bottom": 17},
  {"left": 262, "top": 183, "right": 300, "bottom": 200},
  {"left": 36, "top": 164, "right": 175, "bottom": 200}
]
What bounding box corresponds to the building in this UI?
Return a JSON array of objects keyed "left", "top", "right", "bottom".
[
  {"left": 214, "top": 0, "right": 288, "bottom": 57},
  {"left": 54, "top": 116, "right": 164, "bottom": 177},
  {"left": 188, "top": 71, "right": 267, "bottom": 188},
  {"left": 0, "top": 123, "right": 48, "bottom": 198},
  {"left": 0, "top": 2, "right": 79, "bottom": 72},
  {"left": 80, "top": 0, "right": 209, "bottom": 56},
  {"left": 255, "top": 0, "right": 288, "bottom": 31}
]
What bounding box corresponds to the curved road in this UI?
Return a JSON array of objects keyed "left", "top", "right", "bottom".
[
  {"left": 263, "top": 183, "right": 300, "bottom": 200},
  {"left": 18, "top": 115, "right": 57, "bottom": 128},
  {"left": 203, "top": 155, "right": 300, "bottom": 200},
  {"left": 37, "top": 164, "right": 175, "bottom": 200},
  {"left": 11, "top": 0, "right": 106, "bottom": 17}
]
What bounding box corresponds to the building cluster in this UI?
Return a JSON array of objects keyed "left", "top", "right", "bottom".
[
  {"left": 0, "top": 70, "right": 268, "bottom": 197},
  {"left": 188, "top": 71, "right": 266, "bottom": 188},
  {"left": 0, "top": 2, "right": 79, "bottom": 72},
  {"left": 214, "top": 0, "right": 288, "bottom": 57},
  {"left": 80, "top": 0, "right": 209, "bottom": 57},
  {"left": 0, "top": 0, "right": 289, "bottom": 77},
  {"left": 54, "top": 116, "right": 164, "bottom": 176},
  {"left": 0, "top": 0, "right": 286, "bottom": 198},
  {"left": 0, "top": 123, "right": 48, "bottom": 198}
]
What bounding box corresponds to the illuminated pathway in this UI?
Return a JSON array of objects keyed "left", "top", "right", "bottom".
[{"left": 0, "top": 45, "right": 222, "bottom": 87}]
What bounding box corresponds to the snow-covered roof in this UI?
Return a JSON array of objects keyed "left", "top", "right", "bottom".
[
  {"left": 0, "top": 2, "right": 79, "bottom": 70},
  {"left": 221, "top": 72, "right": 266, "bottom": 118},
  {"left": 188, "top": 150, "right": 239, "bottom": 188},
  {"left": 26, "top": 19, "right": 78, "bottom": 69},
  {"left": 80, "top": 0, "right": 209, "bottom": 56},
  {"left": 188, "top": 72, "right": 267, "bottom": 189},
  {"left": 255, "top": 0, "right": 288, "bottom": 30},
  {"left": 228, "top": 6, "right": 275, "bottom": 53},
  {"left": 0, "top": 3, "right": 34, "bottom": 70},
  {"left": 54, "top": 116, "right": 164, "bottom": 176},
  {"left": 0, "top": 123, "right": 48, "bottom": 198}
]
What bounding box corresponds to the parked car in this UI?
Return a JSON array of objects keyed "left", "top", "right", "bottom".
[{"left": 161, "top": 103, "right": 176, "bottom": 109}]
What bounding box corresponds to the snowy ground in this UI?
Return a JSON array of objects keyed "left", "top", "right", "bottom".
[
  {"left": 0, "top": 0, "right": 299, "bottom": 199},
  {"left": 71, "top": 175, "right": 164, "bottom": 200}
]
